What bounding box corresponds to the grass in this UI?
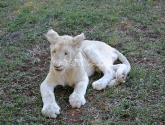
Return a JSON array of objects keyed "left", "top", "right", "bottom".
[{"left": 0, "top": 0, "right": 165, "bottom": 124}]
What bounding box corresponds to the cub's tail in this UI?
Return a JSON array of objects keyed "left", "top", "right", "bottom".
[{"left": 115, "top": 49, "right": 131, "bottom": 74}]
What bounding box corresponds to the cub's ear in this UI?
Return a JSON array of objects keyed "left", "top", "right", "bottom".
[
  {"left": 45, "top": 29, "right": 59, "bottom": 44},
  {"left": 73, "top": 33, "right": 85, "bottom": 49}
]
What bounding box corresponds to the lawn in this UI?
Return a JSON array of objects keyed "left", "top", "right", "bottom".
[{"left": 0, "top": 0, "right": 165, "bottom": 124}]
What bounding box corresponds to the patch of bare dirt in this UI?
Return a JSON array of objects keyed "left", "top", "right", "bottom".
[
  {"left": 9, "top": 31, "right": 22, "bottom": 40},
  {"left": 134, "top": 56, "right": 157, "bottom": 68},
  {"left": 52, "top": 86, "right": 84, "bottom": 125},
  {"left": 62, "top": 108, "right": 83, "bottom": 125}
]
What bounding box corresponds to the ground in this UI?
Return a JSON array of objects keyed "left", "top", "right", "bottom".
[{"left": 0, "top": 0, "right": 165, "bottom": 124}]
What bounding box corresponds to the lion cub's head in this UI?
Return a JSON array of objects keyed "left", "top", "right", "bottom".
[{"left": 46, "top": 29, "right": 85, "bottom": 73}]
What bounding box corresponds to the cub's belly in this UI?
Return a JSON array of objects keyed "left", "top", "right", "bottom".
[{"left": 84, "top": 62, "right": 95, "bottom": 77}]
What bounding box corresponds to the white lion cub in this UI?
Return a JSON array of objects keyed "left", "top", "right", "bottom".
[{"left": 40, "top": 29, "right": 131, "bottom": 118}]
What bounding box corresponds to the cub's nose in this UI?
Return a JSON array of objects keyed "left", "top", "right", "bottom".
[{"left": 54, "top": 65, "right": 62, "bottom": 69}]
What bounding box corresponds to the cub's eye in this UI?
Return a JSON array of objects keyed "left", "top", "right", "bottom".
[
  {"left": 64, "top": 52, "right": 69, "bottom": 55},
  {"left": 53, "top": 50, "right": 56, "bottom": 53}
]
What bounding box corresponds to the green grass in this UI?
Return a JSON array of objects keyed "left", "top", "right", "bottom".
[{"left": 0, "top": 0, "right": 165, "bottom": 124}]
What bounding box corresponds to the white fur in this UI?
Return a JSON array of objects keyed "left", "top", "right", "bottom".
[{"left": 40, "top": 29, "right": 131, "bottom": 118}]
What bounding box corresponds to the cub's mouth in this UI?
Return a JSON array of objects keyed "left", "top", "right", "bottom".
[
  {"left": 54, "top": 66, "right": 63, "bottom": 71},
  {"left": 55, "top": 68, "right": 63, "bottom": 71}
]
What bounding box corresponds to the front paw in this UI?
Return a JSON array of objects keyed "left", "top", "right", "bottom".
[
  {"left": 69, "top": 92, "right": 86, "bottom": 108},
  {"left": 41, "top": 103, "right": 60, "bottom": 118}
]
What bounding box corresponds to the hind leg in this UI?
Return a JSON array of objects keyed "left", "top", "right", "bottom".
[
  {"left": 85, "top": 49, "right": 116, "bottom": 90},
  {"left": 92, "top": 70, "right": 116, "bottom": 90}
]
